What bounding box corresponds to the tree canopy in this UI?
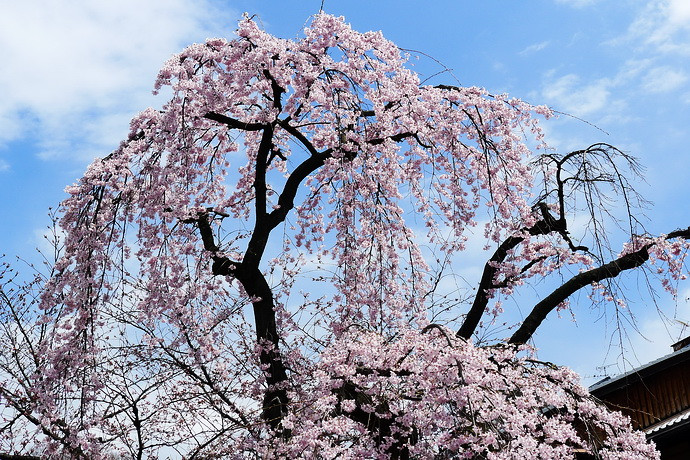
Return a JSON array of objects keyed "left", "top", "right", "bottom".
[{"left": 2, "top": 13, "right": 687, "bottom": 459}]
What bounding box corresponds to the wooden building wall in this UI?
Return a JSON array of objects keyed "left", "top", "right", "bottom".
[{"left": 598, "top": 362, "right": 690, "bottom": 430}]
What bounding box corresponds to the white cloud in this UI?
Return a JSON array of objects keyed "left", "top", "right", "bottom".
[
  {"left": 553, "top": 0, "right": 597, "bottom": 7},
  {"left": 625, "top": 0, "right": 690, "bottom": 54},
  {"left": 667, "top": 0, "right": 690, "bottom": 26},
  {"left": 541, "top": 73, "right": 611, "bottom": 116},
  {"left": 539, "top": 57, "right": 688, "bottom": 124},
  {"left": 541, "top": 2, "right": 690, "bottom": 128},
  {"left": 0, "top": 0, "right": 237, "bottom": 159},
  {"left": 641, "top": 66, "right": 688, "bottom": 93},
  {"left": 612, "top": 59, "right": 653, "bottom": 84},
  {"left": 519, "top": 41, "right": 550, "bottom": 56}
]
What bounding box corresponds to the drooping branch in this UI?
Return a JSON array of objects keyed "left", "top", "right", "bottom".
[
  {"left": 459, "top": 145, "right": 647, "bottom": 341},
  {"left": 508, "top": 247, "right": 651, "bottom": 345},
  {"left": 534, "top": 143, "right": 647, "bottom": 262},
  {"left": 0, "top": 386, "right": 86, "bottom": 458},
  {"left": 203, "top": 112, "right": 266, "bottom": 131},
  {"left": 458, "top": 203, "right": 574, "bottom": 340},
  {"left": 276, "top": 118, "right": 322, "bottom": 156},
  {"left": 509, "top": 227, "right": 690, "bottom": 345}
]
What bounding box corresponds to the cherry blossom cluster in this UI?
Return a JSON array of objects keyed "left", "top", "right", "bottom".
[{"left": 242, "top": 327, "right": 658, "bottom": 459}]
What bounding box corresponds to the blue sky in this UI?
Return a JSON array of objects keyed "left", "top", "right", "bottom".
[{"left": 1, "top": 0, "right": 689, "bottom": 383}]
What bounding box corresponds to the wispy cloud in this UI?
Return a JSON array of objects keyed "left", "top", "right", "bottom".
[
  {"left": 519, "top": 41, "right": 550, "bottom": 56},
  {"left": 553, "top": 0, "right": 598, "bottom": 8},
  {"left": 541, "top": 73, "right": 611, "bottom": 116},
  {"left": 540, "top": 24, "right": 690, "bottom": 123},
  {"left": 642, "top": 66, "right": 688, "bottom": 93},
  {"left": 0, "top": 0, "right": 236, "bottom": 160},
  {"left": 624, "top": 0, "right": 690, "bottom": 54}
]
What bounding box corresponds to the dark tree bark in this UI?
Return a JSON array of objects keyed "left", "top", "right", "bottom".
[
  {"left": 0, "top": 455, "right": 42, "bottom": 460},
  {"left": 458, "top": 203, "right": 581, "bottom": 340},
  {"left": 509, "top": 227, "right": 690, "bottom": 345}
]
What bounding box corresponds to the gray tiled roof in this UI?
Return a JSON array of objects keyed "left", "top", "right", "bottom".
[{"left": 645, "top": 407, "right": 690, "bottom": 435}]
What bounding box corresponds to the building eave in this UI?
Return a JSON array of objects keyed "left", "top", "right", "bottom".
[{"left": 589, "top": 345, "right": 690, "bottom": 398}]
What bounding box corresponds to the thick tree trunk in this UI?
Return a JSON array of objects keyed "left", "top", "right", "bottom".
[
  {"left": 198, "top": 215, "right": 291, "bottom": 430},
  {"left": 231, "top": 265, "right": 289, "bottom": 428}
]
